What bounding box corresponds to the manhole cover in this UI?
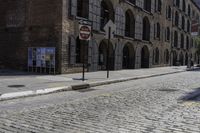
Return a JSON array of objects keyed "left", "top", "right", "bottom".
[
  {"left": 8, "top": 85, "right": 25, "bottom": 88},
  {"left": 158, "top": 89, "right": 179, "bottom": 92}
]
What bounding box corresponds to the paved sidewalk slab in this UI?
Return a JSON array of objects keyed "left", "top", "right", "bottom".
[{"left": 0, "top": 66, "right": 191, "bottom": 101}]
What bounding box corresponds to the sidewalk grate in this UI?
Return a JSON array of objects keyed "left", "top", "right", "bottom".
[
  {"left": 8, "top": 85, "right": 25, "bottom": 88},
  {"left": 158, "top": 89, "right": 179, "bottom": 92}
]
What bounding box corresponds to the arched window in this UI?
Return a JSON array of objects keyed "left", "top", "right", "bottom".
[
  {"left": 174, "top": 31, "right": 178, "bottom": 47},
  {"left": 156, "top": 23, "right": 160, "bottom": 39},
  {"left": 157, "top": 0, "right": 162, "bottom": 12},
  {"left": 181, "top": 34, "right": 184, "bottom": 49},
  {"left": 176, "top": 0, "right": 180, "bottom": 7},
  {"left": 125, "top": 10, "right": 135, "bottom": 38},
  {"left": 168, "top": 6, "right": 172, "bottom": 19},
  {"left": 127, "top": 0, "right": 136, "bottom": 5},
  {"left": 144, "top": 0, "right": 151, "bottom": 12},
  {"left": 77, "top": 0, "right": 89, "bottom": 19},
  {"left": 143, "top": 17, "right": 150, "bottom": 41},
  {"left": 100, "top": 0, "right": 114, "bottom": 31},
  {"left": 182, "top": 16, "right": 185, "bottom": 30},
  {"left": 187, "top": 20, "right": 190, "bottom": 32},
  {"left": 188, "top": 5, "right": 191, "bottom": 17},
  {"left": 175, "top": 11, "right": 179, "bottom": 26},
  {"left": 166, "top": 27, "right": 170, "bottom": 41},
  {"left": 182, "top": 0, "right": 186, "bottom": 12}
]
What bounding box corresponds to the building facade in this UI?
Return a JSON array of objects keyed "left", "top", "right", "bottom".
[{"left": 0, "top": 0, "right": 199, "bottom": 73}]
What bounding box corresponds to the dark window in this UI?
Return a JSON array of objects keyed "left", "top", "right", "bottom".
[
  {"left": 167, "top": 6, "right": 171, "bottom": 19},
  {"left": 176, "top": 0, "right": 180, "bottom": 7},
  {"left": 175, "top": 11, "right": 179, "bottom": 26},
  {"left": 174, "top": 31, "right": 178, "bottom": 47},
  {"left": 188, "top": 5, "right": 191, "bottom": 17},
  {"left": 187, "top": 20, "right": 190, "bottom": 32},
  {"left": 144, "top": 0, "right": 151, "bottom": 12},
  {"left": 156, "top": 23, "right": 160, "bottom": 38},
  {"left": 157, "top": 0, "right": 162, "bottom": 12},
  {"left": 181, "top": 34, "right": 184, "bottom": 49},
  {"left": 166, "top": 27, "right": 170, "bottom": 41},
  {"left": 182, "top": 16, "right": 185, "bottom": 30},
  {"left": 125, "top": 10, "right": 135, "bottom": 38},
  {"left": 127, "top": 0, "right": 136, "bottom": 5},
  {"left": 143, "top": 17, "right": 150, "bottom": 41},
  {"left": 77, "top": 0, "right": 89, "bottom": 19},
  {"left": 182, "top": 0, "right": 186, "bottom": 12}
]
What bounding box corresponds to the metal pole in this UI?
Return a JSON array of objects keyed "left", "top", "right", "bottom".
[{"left": 82, "top": 41, "right": 85, "bottom": 81}]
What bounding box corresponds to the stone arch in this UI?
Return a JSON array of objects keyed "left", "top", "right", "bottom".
[
  {"left": 141, "top": 45, "right": 150, "bottom": 68},
  {"left": 98, "top": 40, "right": 114, "bottom": 70},
  {"left": 122, "top": 43, "right": 135, "bottom": 69},
  {"left": 143, "top": 17, "right": 150, "bottom": 41}
]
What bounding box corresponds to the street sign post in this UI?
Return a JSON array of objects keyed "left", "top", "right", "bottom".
[
  {"left": 103, "top": 20, "right": 116, "bottom": 78},
  {"left": 79, "top": 21, "right": 92, "bottom": 81}
]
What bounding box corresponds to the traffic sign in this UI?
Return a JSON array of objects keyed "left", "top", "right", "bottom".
[
  {"left": 79, "top": 24, "right": 91, "bottom": 41},
  {"left": 103, "top": 20, "right": 116, "bottom": 39}
]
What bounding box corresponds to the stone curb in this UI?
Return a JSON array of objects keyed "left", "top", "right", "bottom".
[
  {"left": 0, "top": 69, "right": 187, "bottom": 101},
  {"left": 0, "top": 86, "right": 72, "bottom": 101}
]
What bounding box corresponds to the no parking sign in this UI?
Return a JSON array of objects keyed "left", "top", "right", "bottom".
[{"left": 79, "top": 24, "right": 91, "bottom": 41}]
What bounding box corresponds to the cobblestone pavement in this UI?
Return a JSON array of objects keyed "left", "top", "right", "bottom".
[{"left": 0, "top": 71, "right": 200, "bottom": 133}]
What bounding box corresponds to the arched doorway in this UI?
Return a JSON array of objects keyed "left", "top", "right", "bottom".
[
  {"left": 98, "top": 40, "right": 114, "bottom": 70},
  {"left": 185, "top": 53, "right": 188, "bottom": 66},
  {"left": 123, "top": 44, "right": 135, "bottom": 69},
  {"left": 173, "top": 51, "right": 177, "bottom": 66},
  {"left": 179, "top": 52, "right": 184, "bottom": 66},
  {"left": 141, "top": 46, "right": 149, "bottom": 68},
  {"left": 164, "top": 49, "right": 169, "bottom": 64}
]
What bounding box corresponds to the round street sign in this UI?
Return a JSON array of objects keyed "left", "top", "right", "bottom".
[{"left": 79, "top": 24, "right": 91, "bottom": 41}]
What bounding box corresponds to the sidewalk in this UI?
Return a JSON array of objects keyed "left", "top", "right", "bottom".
[{"left": 0, "top": 66, "right": 194, "bottom": 101}]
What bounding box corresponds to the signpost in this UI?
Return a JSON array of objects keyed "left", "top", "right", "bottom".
[
  {"left": 79, "top": 21, "right": 92, "bottom": 81},
  {"left": 103, "top": 20, "right": 116, "bottom": 78}
]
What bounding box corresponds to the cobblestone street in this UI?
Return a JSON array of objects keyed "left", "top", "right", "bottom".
[{"left": 0, "top": 71, "right": 200, "bottom": 133}]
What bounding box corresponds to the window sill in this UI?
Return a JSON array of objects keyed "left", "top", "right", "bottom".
[{"left": 124, "top": 36, "right": 135, "bottom": 41}]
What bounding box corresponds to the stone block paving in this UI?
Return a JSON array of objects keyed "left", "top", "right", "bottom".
[{"left": 0, "top": 69, "right": 200, "bottom": 132}]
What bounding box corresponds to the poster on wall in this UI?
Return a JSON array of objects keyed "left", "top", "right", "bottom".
[
  {"left": 45, "top": 48, "right": 56, "bottom": 68},
  {"left": 41, "top": 48, "right": 46, "bottom": 67},
  {"left": 36, "top": 48, "right": 42, "bottom": 67},
  {"left": 28, "top": 47, "right": 56, "bottom": 73},
  {"left": 28, "top": 48, "right": 33, "bottom": 67}
]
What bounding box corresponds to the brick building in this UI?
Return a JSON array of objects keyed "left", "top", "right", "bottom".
[{"left": 0, "top": 0, "right": 199, "bottom": 74}]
